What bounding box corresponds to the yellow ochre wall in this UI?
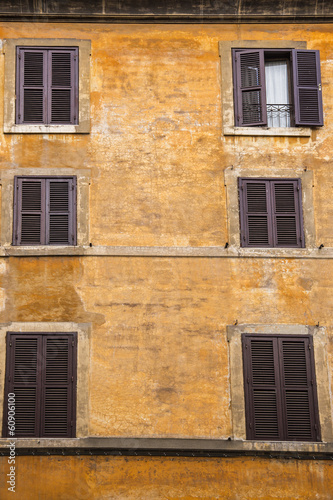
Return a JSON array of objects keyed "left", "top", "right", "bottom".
[{"left": 0, "top": 22, "right": 332, "bottom": 499}]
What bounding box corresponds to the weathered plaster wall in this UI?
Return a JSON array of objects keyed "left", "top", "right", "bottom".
[{"left": 0, "top": 455, "right": 332, "bottom": 500}]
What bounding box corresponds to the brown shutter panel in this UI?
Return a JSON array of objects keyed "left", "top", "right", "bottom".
[
  {"left": 13, "top": 177, "right": 46, "bottom": 245},
  {"left": 41, "top": 335, "right": 76, "bottom": 437},
  {"left": 46, "top": 178, "right": 76, "bottom": 245},
  {"left": 293, "top": 50, "right": 324, "bottom": 126},
  {"left": 271, "top": 180, "right": 304, "bottom": 248},
  {"left": 239, "top": 178, "right": 272, "bottom": 247},
  {"left": 243, "top": 336, "right": 283, "bottom": 440},
  {"left": 234, "top": 49, "right": 267, "bottom": 126},
  {"left": 279, "top": 337, "right": 320, "bottom": 441},
  {"left": 49, "top": 49, "right": 78, "bottom": 124},
  {"left": 16, "top": 48, "right": 47, "bottom": 124},
  {"left": 3, "top": 334, "right": 41, "bottom": 437},
  {"left": 3, "top": 333, "right": 77, "bottom": 438}
]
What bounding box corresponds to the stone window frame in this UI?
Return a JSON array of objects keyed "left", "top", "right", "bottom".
[
  {"left": 227, "top": 324, "right": 333, "bottom": 443},
  {"left": 0, "top": 168, "right": 91, "bottom": 253},
  {"left": 224, "top": 167, "right": 316, "bottom": 256},
  {"left": 219, "top": 40, "right": 314, "bottom": 137},
  {"left": 3, "top": 38, "right": 91, "bottom": 134},
  {"left": 0, "top": 322, "right": 91, "bottom": 438}
]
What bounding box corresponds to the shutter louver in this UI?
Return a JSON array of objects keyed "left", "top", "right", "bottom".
[
  {"left": 16, "top": 179, "right": 45, "bottom": 245},
  {"left": 50, "top": 51, "right": 75, "bottom": 124},
  {"left": 293, "top": 50, "right": 323, "bottom": 126},
  {"left": 280, "top": 339, "right": 316, "bottom": 441},
  {"left": 16, "top": 47, "right": 78, "bottom": 125},
  {"left": 239, "top": 179, "right": 272, "bottom": 247},
  {"left": 243, "top": 334, "right": 320, "bottom": 441},
  {"left": 272, "top": 180, "right": 303, "bottom": 248},
  {"left": 47, "top": 179, "right": 74, "bottom": 245},
  {"left": 19, "top": 50, "right": 46, "bottom": 124},
  {"left": 235, "top": 50, "right": 267, "bottom": 126},
  {"left": 3, "top": 333, "right": 76, "bottom": 438}
]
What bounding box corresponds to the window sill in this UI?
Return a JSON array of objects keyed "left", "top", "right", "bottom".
[
  {"left": 223, "top": 126, "right": 312, "bottom": 137},
  {"left": 4, "top": 123, "right": 89, "bottom": 134}
]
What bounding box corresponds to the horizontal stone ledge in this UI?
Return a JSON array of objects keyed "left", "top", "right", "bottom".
[
  {"left": 1, "top": 245, "right": 333, "bottom": 259},
  {"left": 0, "top": 438, "right": 332, "bottom": 458},
  {"left": 0, "top": 14, "right": 332, "bottom": 24}
]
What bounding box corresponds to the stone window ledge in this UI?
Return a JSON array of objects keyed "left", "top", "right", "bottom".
[{"left": 224, "top": 126, "right": 312, "bottom": 137}]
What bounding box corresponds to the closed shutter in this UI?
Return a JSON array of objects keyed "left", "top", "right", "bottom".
[
  {"left": 234, "top": 49, "right": 267, "bottom": 126},
  {"left": 239, "top": 178, "right": 272, "bottom": 247},
  {"left": 271, "top": 180, "right": 304, "bottom": 248},
  {"left": 239, "top": 178, "right": 304, "bottom": 248},
  {"left": 243, "top": 334, "right": 320, "bottom": 441},
  {"left": 16, "top": 47, "right": 78, "bottom": 125},
  {"left": 13, "top": 176, "right": 76, "bottom": 246},
  {"left": 293, "top": 50, "right": 324, "bottom": 126},
  {"left": 2, "top": 333, "right": 77, "bottom": 438}
]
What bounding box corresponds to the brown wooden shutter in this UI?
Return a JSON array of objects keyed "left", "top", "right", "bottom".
[
  {"left": 239, "top": 178, "right": 272, "bottom": 247},
  {"left": 49, "top": 49, "right": 78, "bottom": 124},
  {"left": 234, "top": 49, "right": 267, "bottom": 126},
  {"left": 46, "top": 178, "right": 76, "bottom": 245},
  {"left": 243, "top": 334, "right": 321, "bottom": 442},
  {"left": 13, "top": 176, "right": 77, "bottom": 246},
  {"left": 292, "top": 50, "right": 323, "bottom": 126},
  {"left": 16, "top": 47, "right": 78, "bottom": 125},
  {"left": 239, "top": 178, "right": 304, "bottom": 248},
  {"left": 16, "top": 48, "right": 47, "bottom": 124},
  {"left": 14, "top": 177, "right": 46, "bottom": 245},
  {"left": 3, "top": 333, "right": 77, "bottom": 438},
  {"left": 271, "top": 180, "right": 304, "bottom": 248}
]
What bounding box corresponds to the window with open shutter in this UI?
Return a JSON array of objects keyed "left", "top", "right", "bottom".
[
  {"left": 242, "top": 334, "right": 320, "bottom": 441},
  {"left": 16, "top": 47, "right": 78, "bottom": 125},
  {"left": 233, "top": 48, "right": 323, "bottom": 128},
  {"left": 2, "top": 332, "right": 77, "bottom": 438},
  {"left": 239, "top": 178, "right": 304, "bottom": 248},
  {"left": 13, "top": 176, "right": 77, "bottom": 246}
]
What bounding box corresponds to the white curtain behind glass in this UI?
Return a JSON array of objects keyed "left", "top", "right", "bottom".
[{"left": 265, "top": 61, "right": 290, "bottom": 127}]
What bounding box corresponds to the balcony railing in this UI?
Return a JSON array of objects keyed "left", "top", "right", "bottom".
[{"left": 266, "top": 104, "right": 293, "bottom": 128}]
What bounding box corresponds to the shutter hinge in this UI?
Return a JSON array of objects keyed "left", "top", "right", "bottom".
[
  {"left": 314, "top": 424, "right": 318, "bottom": 430},
  {"left": 18, "top": 54, "right": 21, "bottom": 60},
  {"left": 247, "top": 377, "right": 250, "bottom": 384},
  {"left": 71, "top": 376, "right": 74, "bottom": 382},
  {"left": 308, "top": 345, "right": 311, "bottom": 350},
  {"left": 71, "top": 184, "right": 75, "bottom": 191},
  {"left": 297, "top": 186, "right": 300, "bottom": 191},
  {"left": 18, "top": 114, "right": 21, "bottom": 120},
  {"left": 249, "top": 423, "right": 252, "bottom": 429},
  {"left": 311, "top": 380, "right": 314, "bottom": 385},
  {"left": 318, "top": 83, "right": 322, "bottom": 91},
  {"left": 9, "top": 341, "right": 12, "bottom": 347},
  {"left": 72, "top": 340, "right": 75, "bottom": 346}
]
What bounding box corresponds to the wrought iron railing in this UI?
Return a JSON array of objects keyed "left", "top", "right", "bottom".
[{"left": 266, "top": 104, "right": 293, "bottom": 128}]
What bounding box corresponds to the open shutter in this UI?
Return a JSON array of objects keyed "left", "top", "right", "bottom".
[
  {"left": 271, "top": 180, "right": 304, "bottom": 248},
  {"left": 243, "top": 336, "right": 283, "bottom": 440},
  {"left": 41, "top": 335, "right": 76, "bottom": 437},
  {"left": 239, "top": 178, "right": 272, "bottom": 247},
  {"left": 293, "top": 50, "right": 323, "bottom": 126},
  {"left": 14, "top": 177, "right": 46, "bottom": 245},
  {"left": 234, "top": 49, "right": 267, "bottom": 126},
  {"left": 3, "top": 334, "right": 41, "bottom": 437},
  {"left": 46, "top": 178, "right": 76, "bottom": 245},
  {"left": 49, "top": 49, "right": 78, "bottom": 124},
  {"left": 279, "top": 337, "right": 320, "bottom": 441},
  {"left": 16, "top": 48, "right": 47, "bottom": 124}
]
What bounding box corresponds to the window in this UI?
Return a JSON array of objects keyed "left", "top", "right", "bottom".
[
  {"left": 233, "top": 49, "right": 323, "bottom": 128},
  {"left": 4, "top": 38, "right": 90, "bottom": 133},
  {"left": 242, "top": 334, "right": 321, "bottom": 441},
  {"left": 238, "top": 178, "right": 304, "bottom": 248},
  {"left": 16, "top": 47, "right": 78, "bottom": 125},
  {"left": 13, "top": 176, "right": 77, "bottom": 246},
  {"left": 2, "top": 332, "right": 77, "bottom": 438}
]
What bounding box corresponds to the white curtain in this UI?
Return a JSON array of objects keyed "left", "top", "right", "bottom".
[{"left": 265, "top": 61, "right": 290, "bottom": 127}]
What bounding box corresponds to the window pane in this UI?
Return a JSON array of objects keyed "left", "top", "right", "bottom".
[{"left": 265, "top": 61, "right": 290, "bottom": 127}]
